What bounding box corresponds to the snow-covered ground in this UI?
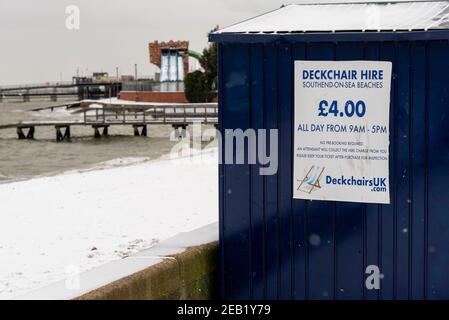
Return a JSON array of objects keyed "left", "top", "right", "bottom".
[{"left": 0, "top": 149, "right": 218, "bottom": 299}]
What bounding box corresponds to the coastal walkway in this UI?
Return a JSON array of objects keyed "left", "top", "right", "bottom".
[{"left": 0, "top": 100, "right": 218, "bottom": 142}]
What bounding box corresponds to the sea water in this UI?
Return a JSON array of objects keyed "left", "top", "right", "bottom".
[{"left": 0, "top": 100, "right": 209, "bottom": 183}]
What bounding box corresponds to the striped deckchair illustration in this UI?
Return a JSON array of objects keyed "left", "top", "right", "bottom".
[{"left": 297, "top": 166, "right": 325, "bottom": 194}]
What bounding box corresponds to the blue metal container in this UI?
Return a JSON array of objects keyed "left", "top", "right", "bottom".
[{"left": 210, "top": 2, "right": 449, "bottom": 300}]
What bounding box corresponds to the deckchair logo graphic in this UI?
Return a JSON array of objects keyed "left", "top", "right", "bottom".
[{"left": 297, "top": 166, "right": 325, "bottom": 194}]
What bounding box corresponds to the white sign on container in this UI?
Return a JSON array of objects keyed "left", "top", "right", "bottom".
[{"left": 293, "top": 60, "right": 392, "bottom": 204}]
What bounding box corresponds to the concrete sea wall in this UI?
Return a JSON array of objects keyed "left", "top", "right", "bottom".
[{"left": 18, "top": 223, "right": 219, "bottom": 300}]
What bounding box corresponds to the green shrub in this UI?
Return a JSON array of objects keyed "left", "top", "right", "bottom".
[{"left": 184, "top": 43, "right": 218, "bottom": 103}]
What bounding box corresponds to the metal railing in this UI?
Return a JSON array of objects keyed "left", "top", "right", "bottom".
[
  {"left": 83, "top": 105, "right": 218, "bottom": 125},
  {"left": 0, "top": 81, "right": 74, "bottom": 90}
]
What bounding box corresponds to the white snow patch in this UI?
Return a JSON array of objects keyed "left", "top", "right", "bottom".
[{"left": 0, "top": 149, "right": 218, "bottom": 299}]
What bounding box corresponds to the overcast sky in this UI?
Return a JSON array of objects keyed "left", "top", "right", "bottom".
[
  {"left": 0, "top": 0, "right": 425, "bottom": 85},
  {"left": 0, "top": 0, "right": 287, "bottom": 85}
]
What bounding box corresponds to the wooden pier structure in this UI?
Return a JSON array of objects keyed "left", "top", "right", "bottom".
[{"left": 0, "top": 100, "right": 218, "bottom": 142}]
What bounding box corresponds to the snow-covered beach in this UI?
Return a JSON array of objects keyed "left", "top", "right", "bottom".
[{"left": 0, "top": 149, "right": 218, "bottom": 299}]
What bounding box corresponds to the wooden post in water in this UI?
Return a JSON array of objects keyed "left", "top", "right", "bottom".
[
  {"left": 17, "top": 128, "right": 26, "bottom": 140},
  {"left": 77, "top": 86, "right": 83, "bottom": 100},
  {"left": 132, "top": 124, "right": 147, "bottom": 137},
  {"left": 17, "top": 127, "right": 35, "bottom": 140},
  {"left": 23, "top": 90, "right": 30, "bottom": 102},
  {"left": 27, "top": 127, "right": 35, "bottom": 139},
  {"left": 133, "top": 125, "right": 140, "bottom": 137},
  {"left": 56, "top": 126, "right": 70, "bottom": 142},
  {"left": 64, "top": 126, "right": 71, "bottom": 140},
  {"left": 51, "top": 87, "right": 57, "bottom": 102},
  {"left": 94, "top": 127, "right": 101, "bottom": 138},
  {"left": 172, "top": 124, "right": 187, "bottom": 139},
  {"left": 93, "top": 125, "right": 109, "bottom": 138}
]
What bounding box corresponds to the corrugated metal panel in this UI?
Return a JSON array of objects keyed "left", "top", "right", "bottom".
[
  {"left": 214, "top": 1, "right": 449, "bottom": 34},
  {"left": 219, "top": 39, "right": 449, "bottom": 300}
]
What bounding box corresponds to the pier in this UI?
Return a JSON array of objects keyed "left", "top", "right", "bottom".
[
  {"left": 0, "top": 81, "right": 122, "bottom": 102},
  {"left": 0, "top": 100, "right": 218, "bottom": 142}
]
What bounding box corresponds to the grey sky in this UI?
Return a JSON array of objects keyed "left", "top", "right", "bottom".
[
  {"left": 0, "top": 0, "right": 426, "bottom": 85},
  {"left": 0, "top": 0, "right": 285, "bottom": 85}
]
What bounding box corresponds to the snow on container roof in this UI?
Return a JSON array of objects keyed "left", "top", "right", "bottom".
[{"left": 210, "top": 1, "right": 449, "bottom": 42}]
